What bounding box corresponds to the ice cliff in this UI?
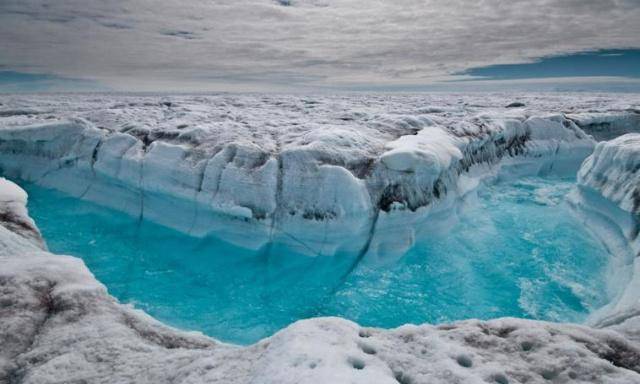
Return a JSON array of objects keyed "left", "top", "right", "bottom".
[
  {"left": 571, "top": 134, "right": 640, "bottom": 335},
  {"left": 579, "top": 134, "right": 640, "bottom": 220},
  {"left": 2, "top": 93, "right": 634, "bottom": 256}
]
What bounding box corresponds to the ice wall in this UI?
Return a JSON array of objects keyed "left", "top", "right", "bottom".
[
  {"left": 0, "top": 99, "right": 601, "bottom": 257},
  {"left": 573, "top": 134, "right": 640, "bottom": 331},
  {"left": 568, "top": 112, "right": 640, "bottom": 141},
  {"left": 579, "top": 134, "right": 640, "bottom": 219}
]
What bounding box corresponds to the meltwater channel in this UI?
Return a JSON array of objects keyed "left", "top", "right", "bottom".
[{"left": 22, "top": 177, "right": 613, "bottom": 345}]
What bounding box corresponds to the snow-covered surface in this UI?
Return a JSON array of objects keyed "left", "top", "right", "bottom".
[
  {"left": 2, "top": 93, "right": 640, "bottom": 383},
  {"left": 2, "top": 93, "right": 637, "bottom": 255},
  {"left": 0, "top": 177, "right": 44, "bottom": 250}
]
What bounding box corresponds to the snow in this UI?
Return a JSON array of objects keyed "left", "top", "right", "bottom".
[
  {"left": 0, "top": 177, "right": 44, "bottom": 249},
  {"left": 380, "top": 126, "right": 460, "bottom": 173},
  {"left": 0, "top": 177, "right": 27, "bottom": 204},
  {"left": 1, "top": 93, "right": 640, "bottom": 382},
  {"left": 2, "top": 93, "right": 635, "bottom": 255}
]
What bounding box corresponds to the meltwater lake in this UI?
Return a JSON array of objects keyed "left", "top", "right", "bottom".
[{"left": 23, "top": 177, "right": 612, "bottom": 345}]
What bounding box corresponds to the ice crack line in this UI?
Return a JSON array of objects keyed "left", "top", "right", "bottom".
[
  {"left": 186, "top": 160, "right": 208, "bottom": 235},
  {"left": 332, "top": 207, "right": 380, "bottom": 294},
  {"left": 78, "top": 136, "right": 104, "bottom": 199}
]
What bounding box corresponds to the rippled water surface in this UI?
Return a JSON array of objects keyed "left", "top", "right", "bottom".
[{"left": 23, "top": 177, "right": 611, "bottom": 344}]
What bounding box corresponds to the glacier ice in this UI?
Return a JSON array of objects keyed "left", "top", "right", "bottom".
[
  {"left": 579, "top": 133, "right": 640, "bottom": 218},
  {"left": 0, "top": 93, "right": 627, "bottom": 256},
  {"left": 1, "top": 176, "right": 640, "bottom": 383},
  {"left": 21, "top": 177, "right": 614, "bottom": 344},
  {"left": 1, "top": 93, "right": 640, "bottom": 383},
  {"left": 570, "top": 133, "right": 640, "bottom": 333}
]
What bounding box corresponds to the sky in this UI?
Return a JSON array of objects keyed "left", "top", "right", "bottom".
[{"left": 1, "top": 0, "right": 639, "bottom": 92}]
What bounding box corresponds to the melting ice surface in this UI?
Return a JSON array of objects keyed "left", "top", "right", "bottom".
[{"left": 23, "top": 177, "right": 612, "bottom": 345}]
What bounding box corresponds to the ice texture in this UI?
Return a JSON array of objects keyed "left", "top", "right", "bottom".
[
  {"left": 572, "top": 133, "right": 640, "bottom": 336},
  {"left": 579, "top": 134, "right": 640, "bottom": 217},
  {"left": 3, "top": 93, "right": 636, "bottom": 255},
  {"left": 0, "top": 177, "right": 639, "bottom": 383},
  {"left": 2, "top": 93, "right": 640, "bottom": 383}
]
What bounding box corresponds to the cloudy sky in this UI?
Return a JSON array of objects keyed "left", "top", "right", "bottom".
[{"left": 1, "top": 0, "right": 639, "bottom": 92}]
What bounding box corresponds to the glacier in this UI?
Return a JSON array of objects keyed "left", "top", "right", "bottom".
[
  {"left": 20, "top": 177, "right": 615, "bottom": 344},
  {"left": 1, "top": 93, "right": 640, "bottom": 383},
  {"left": 0, "top": 93, "right": 626, "bottom": 256}
]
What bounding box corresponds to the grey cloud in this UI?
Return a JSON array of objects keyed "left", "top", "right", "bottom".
[
  {"left": 96, "top": 20, "right": 134, "bottom": 30},
  {"left": 160, "top": 30, "right": 199, "bottom": 40},
  {"left": 0, "top": 0, "right": 638, "bottom": 91}
]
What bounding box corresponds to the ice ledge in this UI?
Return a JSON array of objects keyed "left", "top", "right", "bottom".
[{"left": 1, "top": 180, "right": 640, "bottom": 383}]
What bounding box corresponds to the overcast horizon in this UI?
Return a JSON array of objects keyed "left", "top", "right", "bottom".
[{"left": 1, "top": 0, "right": 640, "bottom": 93}]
